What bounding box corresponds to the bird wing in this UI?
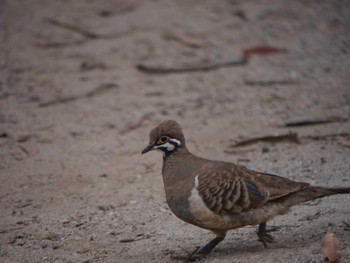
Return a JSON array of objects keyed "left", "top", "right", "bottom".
[{"left": 196, "top": 161, "right": 309, "bottom": 215}]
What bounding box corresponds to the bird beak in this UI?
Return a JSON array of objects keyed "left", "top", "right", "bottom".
[{"left": 141, "top": 143, "right": 155, "bottom": 154}]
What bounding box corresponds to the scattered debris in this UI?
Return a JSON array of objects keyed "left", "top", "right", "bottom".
[
  {"left": 324, "top": 233, "right": 340, "bottom": 263},
  {"left": 14, "top": 199, "right": 32, "bottom": 209},
  {"left": 0, "top": 132, "right": 8, "bottom": 138},
  {"left": 226, "top": 129, "right": 350, "bottom": 151},
  {"left": 97, "top": 205, "right": 115, "bottom": 212},
  {"left": 85, "top": 83, "right": 118, "bottom": 98},
  {"left": 338, "top": 141, "right": 350, "bottom": 148},
  {"left": 43, "top": 232, "right": 61, "bottom": 241},
  {"left": 80, "top": 60, "right": 107, "bottom": 71},
  {"left": 302, "top": 199, "right": 321, "bottom": 206},
  {"left": 281, "top": 116, "right": 347, "bottom": 127},
  {"left": 39, "top": 83, "right": 118, "bottom": 107},
  {"left": 233, "top": 10, "right": 248, "bottom": 21},
  {"left": 18, "top": 145, "right": 30, "bottom": 157},
  {"left": 229, "top": 132, "right": 300, "bottom": 148},
  {"left": 298, "top": 211, "right": 321, "bottom": 221},
  {"left": 16, "top": 133, "right": 31, "bottom": 143}
]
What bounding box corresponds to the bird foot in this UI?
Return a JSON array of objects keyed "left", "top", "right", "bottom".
[
  {"left": 257, "top": 223, "right": 276, "bottom": 248},
  {"left": 187, "top": 246, "right": 205, "bottom": 262}
]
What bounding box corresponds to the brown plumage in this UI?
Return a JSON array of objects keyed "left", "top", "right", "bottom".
[{"left": 141, "top": 120, "right": 350, "bottom": 260}]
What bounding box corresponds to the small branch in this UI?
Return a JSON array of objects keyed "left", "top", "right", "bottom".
[
  {"left": 229, "top": 132, "right": 300, "bottom": 148},
  {"left": 39, "top": 83, "right": 118, "bottom": 107}
]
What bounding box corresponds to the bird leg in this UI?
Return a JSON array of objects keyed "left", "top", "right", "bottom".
[
  {"left": 257, "top": 222, "right": 275, "bottom": 248},
  {"left": 189, "top": 232, "right": 226, "bottom": 261}
]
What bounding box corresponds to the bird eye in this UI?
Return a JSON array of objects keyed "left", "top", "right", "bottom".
[{"left": 157, "top": 135, "right": 169, "bottom": 145}]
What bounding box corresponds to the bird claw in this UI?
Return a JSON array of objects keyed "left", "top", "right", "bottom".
[
  {"left": 257, "top": 223, "right": 276, "bottom": 248},
  {"left": 258, "top": 232, "right": 276, "bottom": 248},
  {"left": 188, "top": 254, "right": 203, "bottom": 262},
  {"left": 188, "top": 246, "right": 205, "bottom": 262}
]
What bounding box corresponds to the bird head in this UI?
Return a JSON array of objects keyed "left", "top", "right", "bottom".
[{"left": 141, "top": 120, "right": 185, "bottom": 155}]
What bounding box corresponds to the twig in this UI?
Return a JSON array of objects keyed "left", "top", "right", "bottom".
[
  {"left": 35, "top": 40, "right": 85, "bottom": 49},
  {"left": 39, "top": 83, "right": 118, "bottom": 107},
  {"left": 163, "top": 30, "right": 206, "bottom": 48},
  {"left": 137, "top": 59, "right": 246, "bottom": 74},
  {"left": 44, "top": 18, "right": 99, "bottom": 39},
  {"left": 298, "top": 211, "right": 321, "bottom": 221},
  {"left": 270, "top": 224, "right": 302, "bottom": 229},
  {"left": 119, "top": 233, "right": 161, "bottom": 243},
  {"left": 119, "top": 112, "right": 152, "bottom": 135},
  {"left": 170, "top": 246, "right": 201, "bottom": 262},
  {"left": 301, "top": 199, "right": 321, "bottom": 206},
  {"left": 342, "top": 221, "right": 350, "bottom": 231},
  {"left": 302, "top": 132, "right": 350, "bottom": 141},
  {"left": 85, "top": 83, "right": 118, "bottom": 97},
  {"left": 44, "top": 18, "right": 131, "bottom": 40},
  {"left": 137, "top": 45, "right": 286, "bottom": 75},
  {"left": 229, "top": 132, "right": 300, "bottom": 148},
  {"left": 18, "top": 146, "right": 29, "bottom": 157},
  {"left": 244, "top": 79, "right": 297, "bottom": 86},
  {"left": 281, "top": 116, "right": 347, "bottom": 127}
]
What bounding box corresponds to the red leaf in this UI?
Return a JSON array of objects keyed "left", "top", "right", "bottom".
[{"left": 243, "top": 46, "right": 287, "bottom": 59}]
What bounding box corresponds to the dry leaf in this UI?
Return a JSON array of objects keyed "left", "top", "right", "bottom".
[
  {"left": 242, "top": 46, "right": 287, "bottom": 59},
  {"left": 324, "top": 233, "right": 340, "bottom": 263}
]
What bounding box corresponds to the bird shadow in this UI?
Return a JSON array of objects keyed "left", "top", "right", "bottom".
[{"left": 167, "top": 223, "right": 327, "bottom": 262}]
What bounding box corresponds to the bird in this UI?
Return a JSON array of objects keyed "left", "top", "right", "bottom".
[{"left": 141, "top": 120, "right": 350, "bottom": 260}]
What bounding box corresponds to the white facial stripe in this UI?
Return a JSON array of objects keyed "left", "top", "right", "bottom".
[
  {"left": 169, "top": 138, "right": 181, "bottom": 146},
  {"left": 154, "top": 141, "right": 177, "bottom": 152},
  {"left": 162, "top": 142, "right": 176, "bottom": 151}
]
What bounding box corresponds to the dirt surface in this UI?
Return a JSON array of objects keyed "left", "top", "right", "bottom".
[{"left": 1, "top": 0, "right": 350, "bottom": 262}]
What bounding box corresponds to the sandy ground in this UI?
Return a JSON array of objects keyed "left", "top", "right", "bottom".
[{"left": 1, "top": 0, "right": 350, "bottom": 262}]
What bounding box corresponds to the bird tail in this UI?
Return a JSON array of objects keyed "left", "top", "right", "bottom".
[{"left": 281, "top": 186, "right": 350, "bottom": 207}]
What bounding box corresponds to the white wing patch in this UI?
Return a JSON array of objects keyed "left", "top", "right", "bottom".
[{"left": 188, "top": 176, "right": 234, "bottom": 229}]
